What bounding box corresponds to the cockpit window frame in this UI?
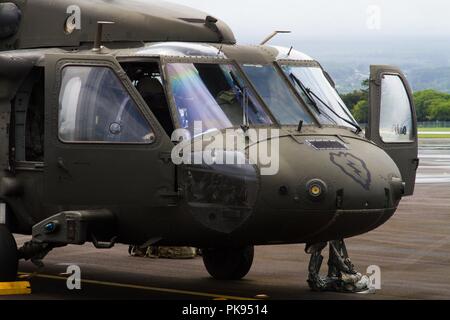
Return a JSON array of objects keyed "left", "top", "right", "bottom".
[
  {"left": 120, "top": 54, "right": 328, "bottom": 131},
  {"left": 277, "top": 59, "right": 321, "bottom": 68}
]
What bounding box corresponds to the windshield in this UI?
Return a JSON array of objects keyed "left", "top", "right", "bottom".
[
  {"left": 166, "top": 63, "right": 272, "bottom": 135},
  {"left": 281, "top": 65, "right": 357, "bottom": 128},
  {"left": 240, "top": 64, "right": 313, "bottom": 125}
]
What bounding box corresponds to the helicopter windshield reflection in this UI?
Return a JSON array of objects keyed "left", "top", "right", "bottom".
[
  {"left": 282, "top": 65, "right": 357, "bottom": 128},
  {"left": 241, "top": 64, "right": 313, "bottom": 126},
  {"left": 166, "top": 63, "right": 272, "bottom": 135}
]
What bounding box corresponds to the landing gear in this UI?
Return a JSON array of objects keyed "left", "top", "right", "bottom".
[
  {"left": 0, "top": 225, "right": 19, "bottom": 282},
  {"left": 306, "top": 240, "right": 370, "bottom": 293},
  {"left": 203, "top": 246, "right": 254, "bottom": 280}
]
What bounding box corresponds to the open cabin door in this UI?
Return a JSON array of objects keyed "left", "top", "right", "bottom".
[
  {"left": 367, "top": 65, "right": 419, "bottom": 196},
  {"left": 44, "top": 53, "right": 176, "bottom": 206}
]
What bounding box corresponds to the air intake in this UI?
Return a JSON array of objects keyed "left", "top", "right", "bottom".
[{"left": 306, "top": 140, "right": 348, "bottom": 150}]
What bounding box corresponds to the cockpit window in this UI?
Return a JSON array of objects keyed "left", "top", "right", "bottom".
[
  {"left": 281, "top": 65, "right": 358, "bottom": 129},
  {"left": 241, "top": 64, "right": 313, "bottom": 125},
  {"left": 166, "top": 63, "right": 272, "bottom": 135},
  {"left": 59, "top": 66, "right": 154, "bottom": 144}
]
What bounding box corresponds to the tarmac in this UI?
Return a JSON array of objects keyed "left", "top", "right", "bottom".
[{"left": 1, "top": 139, "right": 450, "bottom": 300}]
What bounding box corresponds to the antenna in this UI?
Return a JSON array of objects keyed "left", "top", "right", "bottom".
[
  {"left": 288, "top": 46, "right": 294, "bottom": 56},
  {"left": 297, "top": 120, "right": 304, "bottom": 132},
  {"left": 93, "top": 21, "right": 115, "bottom": 52},
  {"left": 260, "top": 30, "right": 291, "bottom": 45}
]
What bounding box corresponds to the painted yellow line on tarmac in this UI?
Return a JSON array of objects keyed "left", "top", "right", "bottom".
[{"left": 18, "top": 272, "right": 256, "bottom": 300}]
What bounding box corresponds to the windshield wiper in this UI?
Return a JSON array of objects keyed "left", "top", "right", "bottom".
[
  {"left": 289, "top": 73, "right": 362, "bottom": 134},
  {"left": 290, "top": 73, "right": 339, "bottom": 125},
  {"left": 289, "top": 73, "right": 322, "bottom": 115},
  {"left": 307, "top": 88, "right": 363, "bottom": 134}
]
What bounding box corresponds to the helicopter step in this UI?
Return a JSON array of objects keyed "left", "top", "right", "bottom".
[{"left": 18, "top": 209, "right": 117, "bottom": 268}]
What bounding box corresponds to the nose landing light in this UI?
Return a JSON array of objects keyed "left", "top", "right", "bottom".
[
  {"left": 306, "top": 179, "right": 327, "bottom": 201},
  {"left": 310, "top": 185, "right": 322, "bottom": 197}
]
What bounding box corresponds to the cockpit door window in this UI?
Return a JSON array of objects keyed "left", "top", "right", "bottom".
[{"left": 59, "top": 66, "right": 155, "bottom": 144}]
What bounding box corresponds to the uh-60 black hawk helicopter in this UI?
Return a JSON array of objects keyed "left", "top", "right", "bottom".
[{"left": 0, "top": 0, "right": 418, "bottom": 293}]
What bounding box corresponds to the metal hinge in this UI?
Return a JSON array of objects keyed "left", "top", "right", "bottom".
[{"left": 413, "top": 158, "right": 420, "bottom": 171}]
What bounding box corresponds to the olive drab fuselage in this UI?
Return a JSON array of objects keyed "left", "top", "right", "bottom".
[{"left": 0, "top": 0, "right": 418, "bottom": 249}]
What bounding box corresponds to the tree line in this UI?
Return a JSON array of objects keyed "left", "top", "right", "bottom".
[{"left": 340, "top": 80, "right": 450, "bottom": 122}]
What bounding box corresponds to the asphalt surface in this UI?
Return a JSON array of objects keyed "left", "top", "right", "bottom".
[{"left": 2, "top": 139, "right": 450, "bottom": 300}]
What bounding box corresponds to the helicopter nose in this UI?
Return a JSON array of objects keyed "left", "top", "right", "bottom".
[{"left": 252, "top": 135, "right": 404, "bottom": 243}]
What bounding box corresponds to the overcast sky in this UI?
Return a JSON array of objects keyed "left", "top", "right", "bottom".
[{"left": 169, "top": 0, "right": 450, "bottom": 44}]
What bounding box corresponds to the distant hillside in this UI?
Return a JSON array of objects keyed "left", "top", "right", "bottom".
[
  {"left": 324, "top": 64, "right": 450, "bottom": 94},
  {"left": 293, "top": 36, "right": 450, "bottom": 94},
  {"left": 407, "top": 67, "right": 450, "bottom": 93}
]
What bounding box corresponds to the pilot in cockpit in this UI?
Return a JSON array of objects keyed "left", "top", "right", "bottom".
[{"left": 136, "top": 77, "right": 173, "bottom": 136}]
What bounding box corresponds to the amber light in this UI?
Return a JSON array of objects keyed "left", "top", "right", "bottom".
[{"left": 310, "top": 185, "right": 322, "bottom": 197}]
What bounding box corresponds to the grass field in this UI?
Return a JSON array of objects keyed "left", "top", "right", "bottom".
[
  {"left": 418, "top": 127, "right": 450, "bottom": 138},
  {"left": 418, "top": 127, "right": 450, "bottom": 132},
  {"left": 419, "top": 134, "right": 450, "bottom": 139}
]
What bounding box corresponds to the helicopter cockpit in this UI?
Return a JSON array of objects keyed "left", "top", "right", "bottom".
[{"left": 117, "top": 42, "right": 359, "bottom": 139}]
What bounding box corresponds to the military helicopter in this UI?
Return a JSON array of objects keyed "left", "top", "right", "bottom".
[{"left": 0, "top": 0, "right": 418, "bottom": 293}]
